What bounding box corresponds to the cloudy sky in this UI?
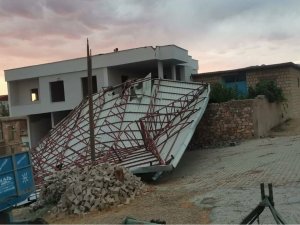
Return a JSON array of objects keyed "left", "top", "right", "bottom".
[{"left": 1, "top": 0, "right": 300, "bottom": 95}]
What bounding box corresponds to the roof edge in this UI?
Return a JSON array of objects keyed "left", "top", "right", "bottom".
[{"left": 192, "top": 62, "right": 299, "bottom": 77}]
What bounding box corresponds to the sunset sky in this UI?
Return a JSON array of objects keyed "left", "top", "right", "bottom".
[{"left": 1, "top": 0, "right": 300, "bottom": 95}]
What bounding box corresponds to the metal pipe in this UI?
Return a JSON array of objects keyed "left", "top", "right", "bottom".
[{"left": 87, "top": 39, "right": 95, "bottom": 162}]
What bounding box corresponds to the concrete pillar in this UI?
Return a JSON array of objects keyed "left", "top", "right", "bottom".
[
  {"left": 51, "top": 112, "right": 55, "bottom": 128},
  {"left": 180, "top": 66, "right": 186, "bottom": 81},
  {"left": 103, "top": 68, "right": 109, "bottom": 87},
  {"left": 171, "top": 65, "right": 176, "bottom": 80},
  {"left": 26, "top": 116, "right": 32, "bottom": 148},
  {"left": 158, "top": 61, "right": 164, "bottom": 79}
]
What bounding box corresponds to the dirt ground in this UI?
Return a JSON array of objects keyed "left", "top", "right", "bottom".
[{"left": 15, "top": 119, "right": 300, "bottom": 224}]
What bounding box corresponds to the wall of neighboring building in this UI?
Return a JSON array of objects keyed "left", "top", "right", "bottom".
[
  {"left": 193, "top": 66, "right": 300, "bottom": 119},
  {"left": 246, "top": 67, "right": 297, "bottom": 118},
  {"left": 0, "top": 117, "right": 29, "bottom": 156},
  {"left": 190, "top": 96, "right": 284, "bottom": 149},
  {"left": 287, "top": 67, "right": 300, "bottom": 118}
]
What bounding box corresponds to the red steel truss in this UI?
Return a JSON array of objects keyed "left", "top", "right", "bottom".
[{"left": 31, "top": 76, "right": 209, "bottom": 184}]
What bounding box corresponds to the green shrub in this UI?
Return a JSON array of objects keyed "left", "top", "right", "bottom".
[
  {"left": 209, "top": 83, "right": 244, "bottom": 103},
  {"left": 248, "top": 80, "right": 285, "bottom": 103}
]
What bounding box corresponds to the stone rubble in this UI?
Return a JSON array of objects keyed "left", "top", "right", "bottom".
[{"left": 33, "top": 163, "right": 145, "bottom": 214}]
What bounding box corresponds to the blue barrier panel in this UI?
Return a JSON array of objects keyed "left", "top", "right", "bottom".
[{"left": 0, "top": 152, "right": 35, "bottom": 212}]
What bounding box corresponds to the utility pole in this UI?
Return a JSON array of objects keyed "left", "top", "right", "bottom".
[{"left": 87, "top": 39, "right": 96, "bottom": 162}]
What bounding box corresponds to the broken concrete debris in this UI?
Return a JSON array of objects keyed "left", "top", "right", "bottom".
[{"left": 33, "top": 163, "right": 145, "bottom": 214}]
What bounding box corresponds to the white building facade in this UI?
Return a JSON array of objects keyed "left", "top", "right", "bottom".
[{"left": 5, "top": 45, "right": 198, "bottom": 147}]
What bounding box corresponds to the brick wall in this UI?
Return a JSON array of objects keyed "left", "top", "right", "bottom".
[
  {"left": 0, "top": 118, "right": 28, "bottom": 155},
  {"left": 190, "top": 96, "right": 283, "bottom": 149},
  {"left": 246, "top": 68, "right": 298, "bottom": 118},
  {"left": 287, "top": 67, "right": 300, "bottom": 118}
]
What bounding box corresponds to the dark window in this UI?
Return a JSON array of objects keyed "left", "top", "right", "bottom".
[
  {"left": 223, "top": 73, "right": 246, "bottom": 82},
  {"left": 121, "top": 75, "right": 128, "bottom": 83},
  {"left": 50, "top": 81, "right": 65, "bottom": 102},
  {"left": 31, "top": 88, "right": 39, "bottom": 102},
  {"left": 81, "top": 76, "right": 97, "bottom": 98},
  {"left": 222, "top": 73, "right": 247, "bottom": 95}
]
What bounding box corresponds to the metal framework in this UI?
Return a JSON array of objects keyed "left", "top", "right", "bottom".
[
  {"left": 31, "top": 75, "right": 210, "bottom": 184},
  {"left": 241, "top": 183, "right": 286, "bottom": 224}
]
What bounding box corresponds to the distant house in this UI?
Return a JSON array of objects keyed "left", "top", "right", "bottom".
[
  {"left": 0, "top": 95, "right": 9, "bottom": 116},
  {"left": 192, "top": 62, "right": 300, "bottom": 118},
  {"left": 4, "top": 45, "right": 198, "bottom": 147},
  {"left": 0, "top": 116, "right": 29, "bottom": 156}
]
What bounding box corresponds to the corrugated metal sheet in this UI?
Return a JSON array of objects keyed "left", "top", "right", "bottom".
[{"left": 31, "top": 75, "right": 210, "bottom": 183}]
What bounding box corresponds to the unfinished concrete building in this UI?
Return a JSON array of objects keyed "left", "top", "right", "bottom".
[{"left": 4, "top": 45, "right": 198, "bottom": 147}]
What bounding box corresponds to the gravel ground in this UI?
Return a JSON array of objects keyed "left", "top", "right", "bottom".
[{"left": 17, "top": 120, "right": 300, "bottom": 224}]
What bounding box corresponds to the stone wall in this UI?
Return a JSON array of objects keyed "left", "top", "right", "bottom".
[{"left": 190, "top": 96, "right": 284, "bottom": 149}]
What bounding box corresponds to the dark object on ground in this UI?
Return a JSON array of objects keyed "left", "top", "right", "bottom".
[
  {"left": 240, "top": 183, "right": 286, "bottom": 224},
  {"left": 123, "top": 216, "right": 166, "bottom": 224},
  {"left": 28, "top": 218, "right": 48, "bottom": 224},
  {"left": 0, "top": 212, "right": 48, "bottom": 224}
]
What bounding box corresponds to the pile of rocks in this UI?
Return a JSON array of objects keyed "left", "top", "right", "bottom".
[{"left": 35, "top": 163, "right": 145, "bottom": 214}]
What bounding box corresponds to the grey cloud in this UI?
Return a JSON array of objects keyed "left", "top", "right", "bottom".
[
  {"left": 0, "top": 0, "right": 44, "bottom": 19},
  {"left": 1, "top": 0, "right": 300, "bottom": 74},
  {"left": 45, "top": 0, "right": 85, "bottom": 15}
]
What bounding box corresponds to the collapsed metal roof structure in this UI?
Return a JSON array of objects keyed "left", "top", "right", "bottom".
[{"left": 31, "top": 75, "right": 210, "bottom": 183}]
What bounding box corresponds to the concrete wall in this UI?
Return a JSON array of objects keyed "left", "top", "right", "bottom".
[
  {"left": 190, "top": 96, "right": 284, "bottom": 149},
  {"left": 253, "top": 95, "right": 285, "bottom": 137},
  {"left": 108, "top": 68, "right": 144, "bottom": 87},
  {"left": 9, "top": 78, "right": 39, "bottom": 106},
  {"left": 9, "top": 68, "right": 108, "bottom": 117}
]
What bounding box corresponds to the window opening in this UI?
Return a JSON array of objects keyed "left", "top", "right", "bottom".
[
  {"left": 81, "top": 76, "right": 97, "bottom": 98},
  {"left": 31, "top": 88, "right": 39, "bottom": 102},
  {"left": 50, "top": 81, "right": 65, "bottom": 102}
]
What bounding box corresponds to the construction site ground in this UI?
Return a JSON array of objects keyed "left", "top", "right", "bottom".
[{"left": 14, "top": 119, "right": 300, "bottom": 223}]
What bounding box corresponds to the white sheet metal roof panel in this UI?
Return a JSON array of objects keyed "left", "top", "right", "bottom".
[{"left": 31, "top": 75, "right": 210, "bottom": 183}]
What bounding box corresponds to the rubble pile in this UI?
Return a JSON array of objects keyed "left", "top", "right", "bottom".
[{"left": 36, "top": 163, "right": 145, "bottom": 214}]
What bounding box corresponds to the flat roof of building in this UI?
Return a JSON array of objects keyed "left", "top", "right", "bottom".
[
  {"left": 192, "top": 62, "right": 300, "bottom": 78},
  {"left": 5, "top": 44, "right": 194, "bottom": 82},
  {"left": 5, "top": 44, "right": 187, "bottom": 72}
]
